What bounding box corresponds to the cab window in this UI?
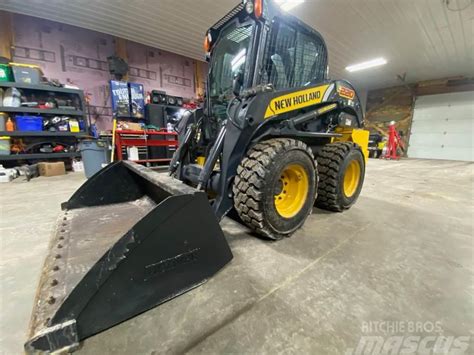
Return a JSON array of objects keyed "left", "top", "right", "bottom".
[{"left": 263, "top": 19, "right": 327, "bottom": 90}]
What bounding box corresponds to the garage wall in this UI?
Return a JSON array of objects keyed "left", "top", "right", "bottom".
[
  {"left": 8, "top": 13, "right": 206, "bottom": 130},
  {"left": 365, "top": 86, "right": 414, "bottom": 147},
  {"left": 366, "top": 77, "right": 474, "bottom": 158},
  {"left": 409, "top": 92, "right": 473, "bottom": 161}
]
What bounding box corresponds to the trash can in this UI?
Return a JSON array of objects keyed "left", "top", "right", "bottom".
[{"left": 79, "top": 139, "right": 111, "bottom": 178}]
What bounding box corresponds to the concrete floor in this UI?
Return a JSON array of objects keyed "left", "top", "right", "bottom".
[{"left": 0, "top": 159, "right": 472, "bottom": 354}]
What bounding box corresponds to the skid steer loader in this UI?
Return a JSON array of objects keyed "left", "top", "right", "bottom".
[{"left": 25, "top": 0, "right": 369, "bottom": 352}]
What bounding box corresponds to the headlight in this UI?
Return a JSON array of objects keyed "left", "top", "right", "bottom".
[{"left": 245, "top": 0, "right": 254, "bottom": 14}]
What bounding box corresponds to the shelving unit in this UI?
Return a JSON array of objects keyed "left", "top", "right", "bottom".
[
  {"left": 0, "top": 152, "right": 80, "bottom": 161},
  {"left": 0, "top": 81, "right": 88, "bottom": 163},
  {"left": 0, "top": 81, "right": 85, "bottom": 94},
  {"left": 0, "top": 106, "right": 84, "bottom": 116},
  {"left": 0, "top": 131, "right": 89, "bottom": 137}
]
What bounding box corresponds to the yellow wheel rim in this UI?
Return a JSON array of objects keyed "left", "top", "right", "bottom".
[
  {"left": 274, "top": 164, "right": 309, "bottom": 218},
  {"left": 343, "top": 160, "right": 361, "bottom": 197}
]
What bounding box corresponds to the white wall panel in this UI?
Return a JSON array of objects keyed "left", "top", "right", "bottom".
[{"left": 409, "top": 92, "right": 474, "bottom": 161}]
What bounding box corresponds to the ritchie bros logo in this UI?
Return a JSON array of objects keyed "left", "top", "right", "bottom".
[{"left": 345, "top": 321, "right": 470, "bottom": 355}]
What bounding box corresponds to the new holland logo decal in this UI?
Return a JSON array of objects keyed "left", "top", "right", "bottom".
[{"left": 264, "top": 84, "right": 330, "bottom": 119}]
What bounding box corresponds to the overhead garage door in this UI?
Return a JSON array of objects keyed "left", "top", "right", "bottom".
[{"left": 408, "top": 91, "right": 473, "bottom": 161}]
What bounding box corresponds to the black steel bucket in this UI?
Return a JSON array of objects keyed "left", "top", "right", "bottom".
[{"left": 25, "top": 161, "right": 233, "bottom": 353}]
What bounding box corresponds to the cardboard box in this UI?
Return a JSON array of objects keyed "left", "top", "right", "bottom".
[
  {"left": 117, "top": 121, "right": 143, "bottom": 131},
  {"left": 38, "top": 162, "right": 66, "bottom": 177}
]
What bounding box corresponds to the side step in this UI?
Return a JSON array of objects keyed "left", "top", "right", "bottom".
[{"left": 25, "top": 161, "right": 233, "bottom": 353}]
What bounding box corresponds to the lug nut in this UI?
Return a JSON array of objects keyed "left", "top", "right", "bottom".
[
  {"left": 47, "top": 296, "right": 56, "bottom": 304},
  {"left": 53, "top": 266, "right": 59, "bottom": 271},
  {"left": 50, "top": 279, "right": 58, "bottom": 286}
]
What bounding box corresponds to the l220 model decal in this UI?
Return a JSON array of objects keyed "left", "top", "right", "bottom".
[
  {"left": 337, "top": 85, "right": 355, "bottom": 100},
  {"left": 264, "top": 84, "right": 330, "bottom": 119}
]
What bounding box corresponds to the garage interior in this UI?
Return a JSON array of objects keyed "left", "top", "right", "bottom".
[{"left": 0, "top": 0, "right": 473, "bottom": 354}]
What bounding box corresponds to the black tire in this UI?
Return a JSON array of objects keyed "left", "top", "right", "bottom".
[
  {"left": 233, "top": 138, "right": 317, "bottom": 240},
  {"left": 315, "top": 142, "right": 365, "bottom": 212}
]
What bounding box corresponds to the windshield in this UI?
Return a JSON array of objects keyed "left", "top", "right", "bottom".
[{"left": 208, "top": 21, "right": 254, "bottom": 120}]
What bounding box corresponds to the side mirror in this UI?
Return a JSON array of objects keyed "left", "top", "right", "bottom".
[{"left": 232, "top": 70, "right": 243, "bottom": 97}]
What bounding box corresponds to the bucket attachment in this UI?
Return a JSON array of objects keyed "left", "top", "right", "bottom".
[{"left": 25, "top": 161, "right": 233, "bottom": 353}]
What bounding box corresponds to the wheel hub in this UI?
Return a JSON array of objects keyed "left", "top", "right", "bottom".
[
  {"left": 343, "top": 160, "right": 361, "bottom": 197},
  {"left": 274, "top": 164, "right": 309, "bottom": 218}
]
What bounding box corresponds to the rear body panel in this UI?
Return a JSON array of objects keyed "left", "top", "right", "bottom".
[{"left": 334, "top": 127, "right": 370, "bottom": 162}]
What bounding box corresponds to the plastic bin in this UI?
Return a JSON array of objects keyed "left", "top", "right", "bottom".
[
  {"left": 0, "top": 136, "right": 11, "bottom": 155},
  {"left": 0, "top": 64, "right": 13, "bottom": 82},
  {"left": 10, "top": 63, "right": 42, "bottom": 84},
  {"left": 16, "top": 115, "right": 43, "bottom": 131},
  {"left": 79, "top": 139, "right": 111, "bottom": 178}
]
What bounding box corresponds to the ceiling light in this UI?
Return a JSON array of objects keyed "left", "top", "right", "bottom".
[
  {"left": 345, "top": 57, "right": 387, "bottom": 72},
  {"left": 275, "top": 0, "right": 305, "bottom": 11}
]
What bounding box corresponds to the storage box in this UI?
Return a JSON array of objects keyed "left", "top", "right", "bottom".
[
  {"left": 69, "top": 119, "right": 80, "bottom": 132},
  {"left": 0, "top": 64, "right": 13, "bottom": 82},
  {"left": 16, "top": 115, "right": 43, "bottom": 131},
  {"left": 0, "top": 136, "right": 10, "bottom": 155},
  {"left": 117, "top": 121, "right": 143, "bottom": 131},
  {"left": 10, "top": 63, "right": 42, "bottom": 84},
  {"left": 38, "top": 162, "right": 66, "bottom": 177}
]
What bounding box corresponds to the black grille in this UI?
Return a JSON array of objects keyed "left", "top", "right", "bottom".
[{"left": 211, "top": 3, "right": 245, "bottom": 31}]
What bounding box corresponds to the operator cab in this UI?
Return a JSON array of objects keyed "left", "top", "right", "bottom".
[{"left": 205, "top": 0, "right": 328, "bottom": 121}]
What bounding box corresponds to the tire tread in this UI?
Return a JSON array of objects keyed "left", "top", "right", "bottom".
[
  {"left": 233, "top": 138, "right": 316, "bottom": 239},
  {"left": 315, "top": 141, "right": 359, "bottom": 212}
]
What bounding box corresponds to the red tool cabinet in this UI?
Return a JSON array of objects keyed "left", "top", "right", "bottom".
[{"left": 114, "top": 129, "right": 178, "bottom": 164}]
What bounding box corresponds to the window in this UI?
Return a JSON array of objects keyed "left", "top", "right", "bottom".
[
  {"left": 264, "top": 22, "right": 296, "bottom": 89},
  {"left": 263, "top": 20, "right": 327, "bottom": 90},
  {"left": 208, "top": 22, "right": 254, "bottom": 119}
]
